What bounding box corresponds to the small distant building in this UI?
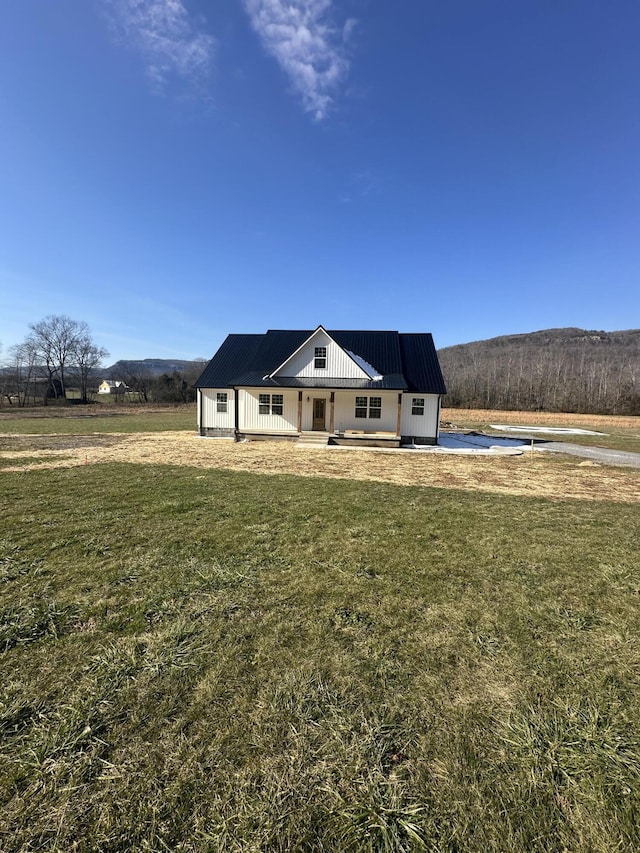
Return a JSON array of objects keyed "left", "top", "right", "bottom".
[{"left": 98, "top": 380, "right": 128, "bottom": 395}]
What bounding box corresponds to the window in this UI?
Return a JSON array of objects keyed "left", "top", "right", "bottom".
[
  {"left": 411, "top": 397, "right": 425, "bottom": 416},
  {"left": 355, "top": 396, "right": 382, "bottom": 419},
  {"left": 259, "top": 393, "right": 270, "bottom": 415},
  {"left": 272, "top": 394, "right": 283, "bottom": 416},
  {"left": 216, "top": 392, "right": 228, "bottom": 413},
  {"left": 259, "top": 393, "right": 284, "bottom": 416},
  {"left": 314, "top": 346, "right": 327, "bottom": 369},
  {"left": 355, "top": 396, "right": 368, "bottom": 418}
]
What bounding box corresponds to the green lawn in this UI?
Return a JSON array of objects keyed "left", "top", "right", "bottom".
[
  {"left": 1, "top": 463, "right": 639, "bottom": 852},
  {"left": 0, "top": 408, "right": 196, "bottom": 435}
]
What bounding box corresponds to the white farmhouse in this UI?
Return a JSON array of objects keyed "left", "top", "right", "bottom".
[
  {"left": 98, "top": 380, "right": 128, "bottom": 395},
  {"left": 194, "top": 326, "right": 447, "bottom": 447}
]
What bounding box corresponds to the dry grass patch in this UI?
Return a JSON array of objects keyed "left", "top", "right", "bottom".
[
  {"left": 442, "top": 407, "right": 640, "bottom": 432},
  {"left": 1, "top": 430, "right": 638, "bottom": 504}
]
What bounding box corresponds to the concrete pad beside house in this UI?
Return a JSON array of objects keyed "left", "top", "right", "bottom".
[{"left": 490, "top": 424, "right": 607, "bottom": 435}]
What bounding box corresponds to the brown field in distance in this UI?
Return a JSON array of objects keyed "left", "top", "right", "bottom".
[{"left": 441, "top": 406, "right": 640, "bottom": 432}]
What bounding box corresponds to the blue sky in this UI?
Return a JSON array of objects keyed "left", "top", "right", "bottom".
[{"left": 1, "top": 0, "right": 639, "bottom": 364}]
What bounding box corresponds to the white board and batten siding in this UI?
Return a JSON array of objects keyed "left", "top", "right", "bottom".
[
  {"left": 273, "top": 329, "right": 370, "bottom": 380},
  {"left": 400, "top": 394, "right": 440, "bottom": 440},
  {"left": 332, "top": 390, "right": 397, "bottom": 433},
  {"left": 199, "top": 389, "right": 235, "bottom": 431},
  {"left": 239, "top": 388, "right": 298, "bottom": 432}
]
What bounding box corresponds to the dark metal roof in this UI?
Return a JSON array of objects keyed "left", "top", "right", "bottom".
[
  {"left": 194, "top": 328, "right": 446, "bottom": 394},
  {"left": 193, "top": 334, "right": 264, "bottom": 388},
  {"left": 399, "top": 333, "right": 447, "bottom": 394},
  {"left": 330, "top": 330, "right": 403, "bottom": 376}
]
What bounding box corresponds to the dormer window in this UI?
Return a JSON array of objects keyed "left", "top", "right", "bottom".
[{"left": 314, "top": 346, "right": 327, "bottom": 369}]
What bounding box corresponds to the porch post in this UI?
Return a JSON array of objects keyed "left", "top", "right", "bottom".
[
  {"left": 329, "top": 392, "right": 335, "bottom": 434},
  {"left": 297, "top": 391, "right": 303, "bottom": 432},
  {"left": 396, "top": 393, "right": 402, "bottom": 437}
]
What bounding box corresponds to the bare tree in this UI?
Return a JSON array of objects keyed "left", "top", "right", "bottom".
[
  {"left": 27, "top": 315, "right": 84, "bottom": 400},
  {"left": 119, "top": 361, "right": 153, "bottom": 403},
  {"left": 72, "top": 335, "right": 109, "bottom": 403},
  {"left": 6, "top": 341, "right": 41, "bottom": 406},
  {"left": 15, "top": 315, "right": 108, "bottom": 404}
]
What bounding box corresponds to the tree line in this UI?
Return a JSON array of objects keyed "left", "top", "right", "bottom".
[
  {"left": 439, "top": 328, "right": 640, "bottom": 415},
  {"left": 113, "top": 360, "right": 206, "bottom": 405},
  {"left": 0, "top": 315, "right": 206, "bottom": 407}
]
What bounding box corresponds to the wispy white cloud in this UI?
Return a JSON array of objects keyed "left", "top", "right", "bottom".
[
  {"left": 103, "top": 0, "right": 215, "bottom": 94},
  {"left": 243, "top": 0, "right": 355, "bottom": 120},
  {"left": 339, "top": 169, "right": 377, "bottom": 204}
]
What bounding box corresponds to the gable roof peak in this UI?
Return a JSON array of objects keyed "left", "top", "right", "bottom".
[{"left": 267, "top": 326, "right": 349, "bottom": 379}]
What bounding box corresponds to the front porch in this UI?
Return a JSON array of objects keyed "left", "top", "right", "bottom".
[
  {"left": 296, "top": 389, "right": 404, "bottom": 444},
  {"left": 329, "top": 429, "right": 402, "bottom": 448},
  {"left": 228, "top": 389, "right": 436, "bottom": 447},
  {"left": 235, "top": 428, "right": 403, "bottom": 448}
]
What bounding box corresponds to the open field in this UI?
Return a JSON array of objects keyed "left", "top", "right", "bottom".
[
  {"left": 0, "top": 405, "right": 195, "bottom": 435},
  {"left": 1, "top": 409, "right": 639, "bottom": 851}
]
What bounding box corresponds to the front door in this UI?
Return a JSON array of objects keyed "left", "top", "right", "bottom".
[{"left": 312, "top": 398, "right": 326, "bottom": 431}]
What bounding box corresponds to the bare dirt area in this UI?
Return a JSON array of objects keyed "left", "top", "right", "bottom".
[{"left": 1, "top": 430, "right": 638, "bottom": 504}]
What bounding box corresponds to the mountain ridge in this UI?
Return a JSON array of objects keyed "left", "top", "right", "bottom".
[
  {"left": 104, "top": 358, "right": 205, "bottom": 378},
  {"left": 437, "top": 327, "right": 640, "bottom": 414},
  {"left": 438, "top": 327, "right": 639, "bottom": 351}
]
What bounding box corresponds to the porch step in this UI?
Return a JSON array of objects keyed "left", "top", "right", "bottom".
[{"left": 296, "top": 431, "right": 330, "bottom": 448}]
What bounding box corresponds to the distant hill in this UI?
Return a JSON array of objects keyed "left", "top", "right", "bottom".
[
  {"left": 0, "top": 358, "right": 202, "bottom": 384},
  {"left": 104, "top": 359, "right": 205, "bottom": 379},
  {"left": 438, "top": 328, "right": 640, "bottom": 414}
]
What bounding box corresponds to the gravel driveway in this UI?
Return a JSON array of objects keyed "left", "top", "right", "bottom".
[{"left": 538, "top": 441, "right": 640, "bottom": 469}]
